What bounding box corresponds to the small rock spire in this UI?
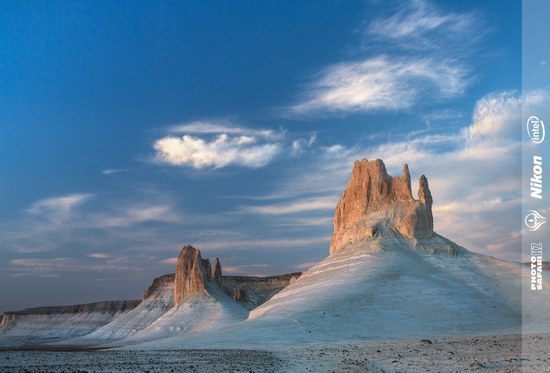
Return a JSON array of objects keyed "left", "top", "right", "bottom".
[
  {"left": 212, "top": 258, "right": 222, "bottom": 283},
  {"left": 401, "top": 163, "right": 412, "bottom": 198},
  {"left": 418, "top": 175, "right": 433, "bottom": 232}
]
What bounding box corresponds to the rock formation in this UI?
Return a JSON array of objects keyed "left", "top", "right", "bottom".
[
  {"left": 174, "top": 245, "right": 213, "bottom": 304},
  {"left": 143, "top": 274, "right": 176, "bottom": 300},
  {"left": 221, "top": 273, "right": 301, "bottom": 309},
  {"left": 2, "top": 300, "right": 140, "bottom": 317},
  {"left": 173, "top": 245, "right": 301, "bottom": 307},
  {"left": 330, "top": 159, "right": 434, "bottom": 255},
  {"left": 212, "top": 257, "right": 222, "bottom": 284}
]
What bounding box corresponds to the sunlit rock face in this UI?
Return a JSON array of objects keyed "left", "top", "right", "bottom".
[
  {"left": 330, "top": 159, "right": 434, "bottom": 255},
  {"left": 174, "top": 245, "right": 212, "bottom": 305}
]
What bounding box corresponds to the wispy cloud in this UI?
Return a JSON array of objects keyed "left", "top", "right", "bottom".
[
  {"left": 159, "top": 257, "right": 178, "bottom": 265},
  {"left": 197, "top": 236, "right": 331, "bottom": 251},
  {"left": 1, "top": 193, "right": 184, "bottom": 256},
  {"left": 292, "top": 56, "right": 469, "bottom": 114},
  {"left": 89, "top": 204, "right": 181, "bottom": 228},
  {"left": 9, "top": 257, "right": 137, "bottom": 274},
  {"left": 291, "top": 132, "right": 317, "bottom": 156},
  {"left": 368, "top": 0, "right": 479, "bottom": 48},
  {"left": 241, "top": 197, "right": 337, "bottom": 215},
  {"left": 87, "top": 252, "right": 114, "bottom": 259},
  {"left": 101, "top": 169, "right": 128, "bottom": 175},
  {"left": 168, "top": 120, "right": 284, "bottom": 140},
  {"left": 27, "top": 193, "right": 93, "bottom": 223},
  {"left": 289, "top": 0, "right": 479, "bottom": 117}
]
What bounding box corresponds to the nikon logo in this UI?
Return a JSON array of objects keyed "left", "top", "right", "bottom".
[{"left": 530, "top": 155, "right": 543, "bottom": 200}]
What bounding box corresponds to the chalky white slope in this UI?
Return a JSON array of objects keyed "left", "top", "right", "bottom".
[
  {"left": 0, "top": 301, "right": 140, "bottom": 348},
  {"left": 69, "top": 275, "right": 176, "bottom": 344}
]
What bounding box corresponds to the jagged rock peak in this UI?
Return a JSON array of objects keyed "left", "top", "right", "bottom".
[
  {"left": 212, "top": 257, "right": 222, "bottom": 283},
  {"left": 330, "top": 159, "right": 434, "bottom": 255},
  {"left": 174, "top": 245, "right": 218, "bottom": 304}
]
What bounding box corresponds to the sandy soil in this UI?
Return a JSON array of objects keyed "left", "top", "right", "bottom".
[{"left": 0, "top": 334, "right": 549, "bottom": 372}]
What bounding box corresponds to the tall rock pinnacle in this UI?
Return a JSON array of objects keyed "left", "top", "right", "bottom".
[
  {"left": 212, "top": 257, "right": 222, "bottom": 284},
  {"left": 418, "top": 175, "right": 433, "bottom": 233},
  {"left": 330, "top": 159, "right": 434, "bottom": 255},
  {"left": 174, "top": 245, "right": 214, "bottom": 304}
]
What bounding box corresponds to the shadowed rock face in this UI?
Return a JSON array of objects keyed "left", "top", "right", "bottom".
[
  {"left": 330, "top": 159, "right": 434, "bottom": 255},
  {"left": 2, "top": 301, "right": 140, "bottom": 317},
  {"left": 143, "top": 274, "right": 176, "bottom": 300},
  {"left": 212, "top": 258, "right": 222, "bottom": 284},
  {"left": 221, "top": 273, "right": 301, "bottom": 309},
  {"left": 174, "top": 245, "right": 213, "bottom": 305}
]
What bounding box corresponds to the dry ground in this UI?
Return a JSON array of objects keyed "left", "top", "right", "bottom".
[{"left": 0, "top": 334, "right": 548, "bottom": 372}]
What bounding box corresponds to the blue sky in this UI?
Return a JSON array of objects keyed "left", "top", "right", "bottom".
[{"left": 0, "top": 0, "right": 539, "bottom": 311}]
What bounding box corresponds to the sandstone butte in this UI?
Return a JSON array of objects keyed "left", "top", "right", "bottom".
[
  {"left": 330, "top": 159, "right": 433, "bottom": 255},
  {"left": 174, "top": 245, "right": 222, "bottom": 304}
]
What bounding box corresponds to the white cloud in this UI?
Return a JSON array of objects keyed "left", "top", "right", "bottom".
[
  {"left": 197, "top": 236, "right": 331, "bottom": 251},
  {"left": 291, "top": 133, "right": 317, "bottom": 156},
  {"left": 90, "top": 204, "right": 181, "bottom": 228},
  {"left": 101, "top": 169, "right": 128, "bottom": 175},
  {"left": 368, "top": 0, "right": 477, "bottom": 47},
  {"left": 9, "top": 257, "right": 136, "bottom": 274},
  {"left": 159, "top": 257, "right": 178, "bottom": 265},
  {"left": 242, "top": 197, "right": 337, "bottom": 215},
  {"left": 27, "top": 194, "right": 93, "bottom": 223},
  {"left": 168, "top": 120, "right": 284, "bottom": 140},
  {"left": 292, "top": 56, "right": 469, "bottom": 115},
  {"left": 154, "top": 134, "right": 281, "bottom": 169},
  {"left": 289, "top": 0, "right": 479, "bottom": 117},
  {"left": 87, "top": 252, "right": 114, "bottom": 259}
]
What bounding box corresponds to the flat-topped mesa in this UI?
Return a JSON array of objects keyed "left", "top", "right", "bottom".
[
  {"left": 143, "top": 273, "right": 175, "bottom": 300},
  {"left": 330, "top": 159, "right": 434, "bottom": 255},
  {"left": 174, "top": 245, "right": 217, "bottom": 305}
]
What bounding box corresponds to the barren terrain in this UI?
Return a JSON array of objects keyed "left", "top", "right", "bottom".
[{"left": 1, "top": 334, "right": 549, "bottom": 373}]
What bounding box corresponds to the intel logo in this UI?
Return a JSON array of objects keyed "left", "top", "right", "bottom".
[{"left": 527, "top": 116, "right": 545, "bottom": 144}]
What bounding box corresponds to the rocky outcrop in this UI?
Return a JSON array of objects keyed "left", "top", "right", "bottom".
[
  {"left": 174, "top": 245, "right": 214, "bottom": 304},
  {"left": 221, "top": 273, "right": 301, "bottom": 309},
  {"left": 2, "top": 300, "right": 140, "bottom": 317},
  {"left": 173, "top": 245, "right": 301, "bottom": 308},
  {"left": 330, "top": 159, "right": 434, "bottom": 255},
  {"left": 143, "top": 274, "right": 176, "bottom": 300},
  {"left": 212, "top": 258, "right": 222, "bottom": 284}
]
